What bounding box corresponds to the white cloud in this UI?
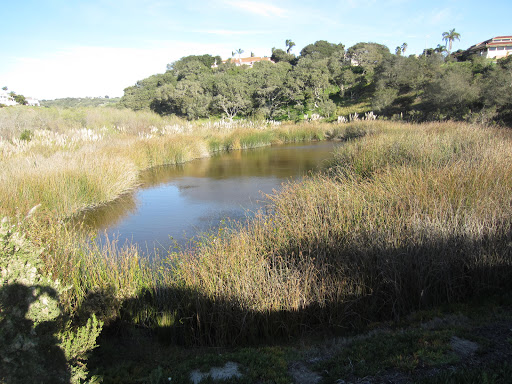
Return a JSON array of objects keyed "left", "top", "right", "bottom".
[
  {"left": 2, "top": 41, "right": 233, "bottom": 100},
  {"left": 224, "top": 1, "right": 287, "bottom": 18}
]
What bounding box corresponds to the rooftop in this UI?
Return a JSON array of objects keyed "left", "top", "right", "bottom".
[{"left": 467, "top": 36, "right": 512, "bottom": 51}]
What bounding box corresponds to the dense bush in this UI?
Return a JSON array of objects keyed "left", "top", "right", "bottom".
[{"left": 0, "top": 217, "right": 102, "bottom": 383}]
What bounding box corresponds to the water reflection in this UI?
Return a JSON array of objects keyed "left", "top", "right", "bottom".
[{"left": 78, "top": 141, "right": 339, "bottom": 254}]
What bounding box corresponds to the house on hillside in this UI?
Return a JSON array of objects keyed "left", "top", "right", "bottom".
[
  {"left": 0, "top": 90, "right": 40, "bottom": 106},
  {"left": 0, "top": 90, "right": 17, "bottom": 106},
  {"left": 465, "top": 36, "right": 512, "bottom": 59},
  {"left": 212, "top": 56, "right": 274, "bottom": 68}
]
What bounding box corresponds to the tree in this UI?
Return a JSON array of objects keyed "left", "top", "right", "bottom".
[
  {"left": 480, "top": 56, "right": 512, "bottom": 124},
  {"left": 271, "top": 48, "right": 296, "bottom": 64},
  {"left": 300, "top": 40, "right": 345, "bottom": 59},
  {"left": 166, "top": 54, "right": 219, "bottom": 80},
  {"left": 395, "top": 46, "right": 402, "bottom": 56},
  {"left": 435, "top": 44, "right": 447, "bottom": 54},
  {"left": 423, "top": 63, "right": 479, "bottom": 119},
  {"left": 401, "top": 42, "right": 408, "bottom": 55},
  {"left": 421, "top": 48, "right": 435, "bottom": 57},
  {"left": 8, "top": 91, "right": 28, "bottom": 105},
  {"left": 293, "top": 53, "right": 331, "bottom": 109},
  {"left": 372, "top": 55, "right": 423, "bottom": 111},
  {"left": 251, "top": 61, "right": 293, "bottom": 118},
  {"left": 13, "top": 94, "right": 27, "bottom": 105},
  {"left": 285, "top": 39, "right": 296, "bottom": 54},
  {"left": 153, "top": 78, "right": 213, "bottom": 119},
  {"left": 235, "top": 48, "right": 244, "bottom": 64},
  {"left": 334, "top": 67, "right": 359, "bottom": 98},
  {"left": 213, "top": 71, "right": 252, "bottom": 120},
  {"left": 120, "top": 73, "right": 176, "bottom": 111},
  {"left": 346, "top": 42, "right": 391, "bottom": 75},
  {"left": 442, "top": 28, "right": 461, "bottom": 54}
]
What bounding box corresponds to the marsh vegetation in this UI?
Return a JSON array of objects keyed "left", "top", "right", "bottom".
[{"left": 1, "top": 104, "right": 512, "bottom": 382}]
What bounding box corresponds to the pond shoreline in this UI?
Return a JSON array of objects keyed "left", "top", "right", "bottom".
[{"left": 75, "top": 140, "right": 341, "bottom": 251}]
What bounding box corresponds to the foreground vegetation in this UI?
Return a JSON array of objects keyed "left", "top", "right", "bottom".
[
  {"left": 89, "top": 297, "right": 512, "bottom": 383},
  {"left": 1, "top": 105, "right": 512, "bottom": 381}
]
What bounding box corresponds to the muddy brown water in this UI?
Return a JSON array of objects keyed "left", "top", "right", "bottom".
[{"left": 78, "top": 141, "right": 340, "bottom": 255}]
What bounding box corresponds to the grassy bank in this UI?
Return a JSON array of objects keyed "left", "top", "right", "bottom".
[
  {"left": 164, "top": 121, "right": 512, "bottom": 344},
  {"left": 2, "top": 106, "right": 512, "bottom": 351},
  {"left": 0, "top": 106, "right": 328, "bottom": 218}
]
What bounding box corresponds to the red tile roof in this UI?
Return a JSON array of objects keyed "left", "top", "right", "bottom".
[{"left": 467, "top": 36, "right": 512, "bottom": 51}]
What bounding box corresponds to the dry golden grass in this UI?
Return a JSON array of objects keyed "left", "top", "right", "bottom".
[
  {"left": 4, "top": 107, "right": 511, "bottom": 345},
  {"left": 168, "top": 121, "right": 512, "bottom": 343},
  {"left": 0, "top": 107, "right": 330, "bottom": 218}
]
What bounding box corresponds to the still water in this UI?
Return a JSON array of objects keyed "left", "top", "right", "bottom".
[{"left": 79, "top": 141, "right": 339, "bottom": 253}]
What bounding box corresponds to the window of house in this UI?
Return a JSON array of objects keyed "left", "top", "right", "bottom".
[
  {"left": 507, "top": 46, "right": 512, "bottom": 50},
  {"left": 498, "top": 47, "right": 505, "bottom": 50},
  {"left": 489, "top": 47, "right": 497, "bottom": 51}
]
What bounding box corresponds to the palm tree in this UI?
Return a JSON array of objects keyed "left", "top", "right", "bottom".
[
  {"left": 285, "top": 39, "right": 296, "bottom": 54},
  {"left": 395, "top": 46, "right": 402, "bottom": 56},
  {"left": 435, "top": 44, "right": 447, "bottom": 54},
  {"left": 401, "top": 42, "right": 408, "bottom": 55},
  {"left": 235, "top": 48, "right": 244, "bottom": 64},
  {"left": 442, "top": 28, "right": 461, "bottom": 54}
]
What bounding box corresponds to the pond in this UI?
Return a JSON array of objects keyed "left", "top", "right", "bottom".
[{"left": 78, "top": 141, "right": 340, "bottom": 254}]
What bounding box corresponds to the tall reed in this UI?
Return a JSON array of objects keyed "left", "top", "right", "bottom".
[
  {"left": 5, "top": 108, "right": 511, "bottom": 346},
  {"left": 167, "top": 122, "right": 512, "bottom": 344},
  {"left": 0, "top": 107, "right": 331, "bottom": 218}
]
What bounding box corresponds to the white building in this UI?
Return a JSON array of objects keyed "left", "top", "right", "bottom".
[
  {"left": 466, "top": 36, "right": 512, "bottom": 59},
  {"left": 0, "top": 90, "right": 40, "bottom": 106},
  {"left": 26, "top": 97, "right": 40, "bottom": 106},
  {"left": 0, "top": 90, "right": 17, "bottom": 106},
  {"left": 213, "top": 56, "right": 274, "bottom": 68}
]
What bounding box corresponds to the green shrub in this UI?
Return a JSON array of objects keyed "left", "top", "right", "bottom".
[
  {"left": 0, "top": 217, "right": 103, "bottom": 383},
  {"left": 19, "top": 129, "right": 33, "bottom": 142}
]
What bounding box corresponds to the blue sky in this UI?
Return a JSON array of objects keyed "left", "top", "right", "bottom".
[{"left": 1, "top": 0, "right": 511, "bottom": 100}]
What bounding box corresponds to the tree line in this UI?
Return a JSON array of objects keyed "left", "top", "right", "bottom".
[{"left": 119, "top": 38, "right": 512, "bottom": 125}]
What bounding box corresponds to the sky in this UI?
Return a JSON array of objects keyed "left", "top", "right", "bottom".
[{"left": 1, "top": 0, "right": 511, "bottom": 100}]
